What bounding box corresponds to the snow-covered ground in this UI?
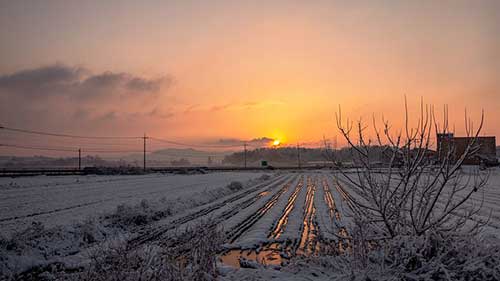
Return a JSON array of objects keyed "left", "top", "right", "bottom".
[
  {"left": 1, "top": 168, "right": 500, "bottom": 279},
  {"left": 0, "top": 172, "right": 266, "bottom": 235}
]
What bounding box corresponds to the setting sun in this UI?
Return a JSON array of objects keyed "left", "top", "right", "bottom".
[{"left": 272, "top": 139, "right": 281, "bottom": 146}]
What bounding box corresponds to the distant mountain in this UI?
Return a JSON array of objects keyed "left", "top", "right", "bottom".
[
  {"left": 0, "top": 148, "right": 234, "bottom": 169},
  {"left": 0, "top": 155, "right": 118, "bottom": 169},
  {"left": 222, "top": 146, "right": 397, "bottom": 167},
  {"left": 222, "top": 147, "right": 331, "bottom": 167},
  {"left": 118, "top": 148, "right": 234, "bottom": 166}
]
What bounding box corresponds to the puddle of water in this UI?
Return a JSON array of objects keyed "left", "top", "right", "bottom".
[
  {"left": 322, "top": 178, "right": 339, "bottom": 220},
  {"left": 337, "top": 227, "right": 351, "bottom": 253},
  {"left": 258, "top": 191, "right": 270, "bottom": 197},
  {"left": 269, "top": 177, "right": 304, "bottom": 239},
  {"left": 226, "top": 179, "right": 295, "bottom": 243},
  {"left": 220, "top": 243, "right": 290, "bottom": 268},
  {"left": 297, "top": 177, "right": 318, "bottom": 256}
]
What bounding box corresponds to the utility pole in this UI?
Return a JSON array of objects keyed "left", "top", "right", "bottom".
[
  {"left": 244, "top": 143, "right": 247, "bottom": 168},
  {"left": 78, "top": 148, "right": 81, "bottom": 171},
  {"left": 297, "top": 143, "right": 301, "bottom": 169},
  {"left": 143, "top": 134, "right": 147, "bottom": 172}
]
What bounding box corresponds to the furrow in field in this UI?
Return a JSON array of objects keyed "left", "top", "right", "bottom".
[
  {"left": 313, "top": 176, "right": 335, "bottom": 241},
  {"left": 128, "top": 174, "right": 291, "bottom": 248},
  {"left": 268, "top": 175, "right": 305, "bottom": 240},
  {"left": 224, "top": 176, "right": 298, "bottom": 244},
  {"left": 296, "top": 175, "right": 319, "bottom": 256},
  {"left": 227, "top": 176, "right": 302, "bottom": 247},
  {"left": 278, "top": 174, "right": 310, "bottom": 242},
  {"left": 159, "top": 175, "right": 299, "bottom": 254},
  {"left": 323, "top": 177, "right": 340, "bottom": 220},
  {"left": 325, "top": 174, "right": 354, "bottom": 245},
  {"left": 0, "top": 172, "right": 263, "bottom": 228}
]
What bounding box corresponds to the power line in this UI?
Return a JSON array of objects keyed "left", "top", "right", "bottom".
[
  {"left": 0, "top": 143, "right": 78, "bottom": 152},
  {"left": 0, "top": 126, "right": 141, "bottom": 140},
  {"left": 83, "top": 149, "right": 145, "bottom": 154},
  {"left": 149, "top": 137, "right": 247, "bottom": 148},
  {"left": 0, "top": 143, "right": 229, "bottom": 157},
  {"left": 0, "top": 124, "right": 282, "bottom": 149},
  {"left": 0, "top": 143, "right": 146, "bottom": 154}
]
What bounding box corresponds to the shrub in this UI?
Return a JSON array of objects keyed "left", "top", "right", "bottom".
[
  {"left": 226, "top": 181, "right": 243, "bottom": 191},
  {"left": 74, "top": 220, "right": 224, "bottom": 281}
]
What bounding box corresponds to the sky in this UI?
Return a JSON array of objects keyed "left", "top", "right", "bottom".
[{"left": 0, "top": 0, "right": 499, "bottom": 155}]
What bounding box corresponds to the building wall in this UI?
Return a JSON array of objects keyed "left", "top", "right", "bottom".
[{"left": 437, "top": 135, "right": 497, "bottom": 165}]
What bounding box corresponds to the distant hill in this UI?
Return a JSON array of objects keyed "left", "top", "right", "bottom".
[
  {"left": 222, "top": 147, "right": 331, "bottom": 167},
  {"left": 110, "top": 148, "right": 233, "bottom": 166},
  {"left": 149, "top": 148, "right": 232, "bottom": 166},
  {"left": 222, "top": 146, "right": 399, "bottom": 167},
  {"left": 0, "top": 155, "right": 118, "bottom": 169},
  {"left": 0, "top": 148, "right": 234, "bottom": 169}
]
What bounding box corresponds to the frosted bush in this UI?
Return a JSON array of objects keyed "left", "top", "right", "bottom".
[
  {"left": 105, "top": 200, "right": 172, "bottom": 227},
  {"left": 74, "top": 220, "right": 223, "bottom": 281},
  {"left": 226, "top": 181, "right": 243, "bottom": 191}
]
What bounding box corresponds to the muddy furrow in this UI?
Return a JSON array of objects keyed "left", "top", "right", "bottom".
[
  {"left": 127, "top": 175, "right": 290, "bottom": 248},
  {"left": 158, "top": 177, "right": 298, "bottom": 250},
  {"left": 322, "top": 177, "right": 340, "bottom": 221},
  {"left": 296, "top": 176, "right": 319, "bottom": 256},
  {"left": 268, "top": 176, "right": 304, "bottom": 240},
  {"left": 194, "top": 176, "right": 298, "bottom": 233},
  {"left": 225, "top": 177, "right": 297, "bottom": 244},
  {"left": 333, "top": 176, "right": 357, "bottom": 212}
]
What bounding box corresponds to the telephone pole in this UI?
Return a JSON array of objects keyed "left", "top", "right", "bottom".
[
  {"left": 244, "top": 143, "right": 247, "bottom": 168},
  {"left": 78, "top": 148, "right": 81, "bottom": 171},
  {"left": 143, "top": 134, "right": 147, "bottom": 172},
  {"left": 297, "top": 143, "right": 301, "bottom": 169}
]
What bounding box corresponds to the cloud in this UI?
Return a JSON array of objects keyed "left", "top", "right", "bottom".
[
  {"left": 183, "top": 104, "right": 199, "bottom": 114},
  {"left": 0, "top": 64, "right": 83, "bottom": 98},
  {"left": 148, "top": 107, "right": 174, "bottom": 119},
  {"left": 97, "top": 111, "right": 118, "bottom": 122},
  {"left": 204, "top": 100, "right": 285, "bottom": 113},
  {"left": 249, "top": 137, "right": 274, "bottom": 143},
  {"left": 0, "top": 64, "right": 171, "bottom": 100},
  {"left": 215, "top": 137, "right": 274, "bottom": 146},
  {"left": 210, "top": 103, "right": 232, "bottom": 112},
  {"left": 0, "top": 64, "right": 174, "bottom": 134},
  {"left": 127, "top": 77, "right": 166, "bottom": 92}
]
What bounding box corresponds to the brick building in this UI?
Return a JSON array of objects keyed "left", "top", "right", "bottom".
[{"left": 437, "top": 133, "right": 498, "bottom": 165}]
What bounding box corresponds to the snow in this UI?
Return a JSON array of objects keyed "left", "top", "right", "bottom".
[
  {"left": 130, "top": 173, "right": 293, "bottom": 243},
  {"left": 0, "top": 172, "right": 266, "bottom": 235},
  {"left": 278, "top": 174, "right": 309, "bottom": 242},
  {"left": 1, "top": 168, "right": 500, "bottom": 279},
  {"left": 232, "top": 176, "right": 301, "bottom": 246}
]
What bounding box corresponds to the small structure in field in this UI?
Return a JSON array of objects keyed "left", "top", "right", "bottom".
[{"left": 437, "top": 133, "right": 498, "bottom": 166}]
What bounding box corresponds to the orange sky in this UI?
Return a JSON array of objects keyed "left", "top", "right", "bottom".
[{"left": 0, "top": 1, "right": 499, "bottom": 152}]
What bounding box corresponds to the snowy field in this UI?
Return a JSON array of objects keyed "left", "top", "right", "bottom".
[
  {"left": 0, "top": 172, "right": 266, "bottom": 234},
  {"left": 1, "top": 169, "right": 500, "bottom": 279}
]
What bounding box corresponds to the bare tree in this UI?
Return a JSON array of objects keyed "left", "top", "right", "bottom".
[{"left": 329, "top": 98, "right": 489, "bottom": 241}]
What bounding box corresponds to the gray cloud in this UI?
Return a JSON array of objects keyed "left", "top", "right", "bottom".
[
  {"left": 249, "top": 137, "right": 274, "bottom": 143},
  {"left": 204, "top": 100, "right": 285, "bottom": 113},
  {"left": 0, "top": 64, "right": 171, "bottom": 100},
  {"left": 148, "top": 107, "right": 174, "bottom": 119},
  {"left": 215, "top": 137, "right": 274, "bottom": 146},
  {"left": 127, "top": 77, "right": 166, "bottom": 92},
  {"left": 0, "top": 64, "right": 174, "bottom": 134},
  {"left": 97, "top": 111, "right": 118, "bottom": 122},
  {"left": 0, "top": 64, "right": 83, "bottom": 98},
  {"left": 210, "top": 103, "right": 232, "bottom": 112}
]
